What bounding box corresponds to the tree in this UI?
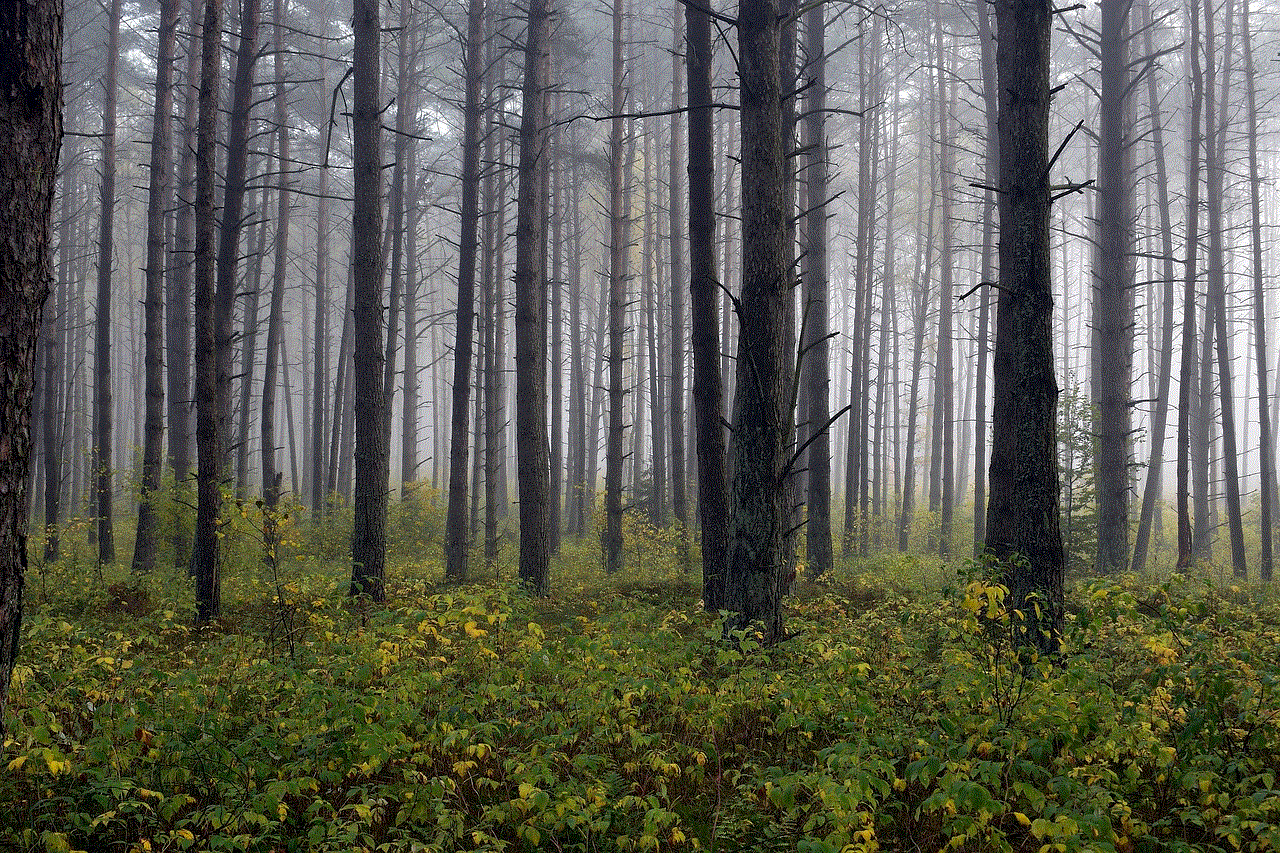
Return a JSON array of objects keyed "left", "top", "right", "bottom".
[
  {"left": 261, "top": 0, "right": 290, "bottom": 511},
  {"left": 191, "top": 0, "right": 226, "bottom": 624},
  {"left": 985, "top": 0, "right": 1064, "bottom": 655},
  {"left": 132, "top": 0, "right": 180, "bottom": 577},
  {"left": 687, "top": 0, "right": 729, "bottom": 609},
  {"left": 93, "top": 0, "right": 122, "bottom": 564},
  {"left": 350, "top": 0, "right": 388, "bottom": 601},
  {"left": 514, "top": 0, "right": 551, "bottom": 595},
  {"left": 445, "top": 0, "right": 484, "bottom": 583},
  {"left": 669, "top": 0, "right": 688, "bottom": 553},
  {"left": 0, "top": 0, "right": 61, "bottom": 742},
  {"left": 603, "top": 0, "right": 629, "bottom": 577},
  {"left": 724, "top": 0, "right": 789, "bottom": 643}
]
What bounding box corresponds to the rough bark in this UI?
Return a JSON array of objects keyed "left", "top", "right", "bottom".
[
  {"left": 0, "top": 0, "right": 61, "bottom": 742},
  {"left": 985, "top": 0, "right": 1064, "bottom": 656},
  {"left": 349, "top": 0, "right": 388, "bottom": 601},
  {"left": 514, "top": 0, "right": 550, "bottom": 594},
  {"left": 445, "top": 0, "right": 484, "bottom": 583}
]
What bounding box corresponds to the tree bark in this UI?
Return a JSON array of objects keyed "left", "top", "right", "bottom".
[
  {"left": 604, "top": 0, "right": 629, "bottom": 576},
  {"left": 1176, "top": 0, "right": 1201, "bottom": 568},
  {"left": 132, "top": 0, "right": 179, "bottom": 577},
  {"left": 0, "top": 0, "right": 61, "bottom": 742},
  {"left": 445, "top": 0, "right": 484, "bottom": 582},
  {"left": 349, "top": 0, "right": 388, "bottom": 601},
  {"left": 514, "top": 0, "right": 550, "bottom": 594},
  {"left": 669, "top": 0, "right": 688, "bottom": 550},
  {"left": 986, "top": 0, "right": 1064, "bottom": 655},
  {"left": 261, "top": 0, "right": 289, "bottom": 511}
]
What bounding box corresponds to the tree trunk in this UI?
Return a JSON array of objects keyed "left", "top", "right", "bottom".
[
  {"left": 933, "top": 18, "right": 955, "bottom": 558},
  {"left": 603, "top": 0, "right": 629, "bottom": 576},
  {"left": 192, "top": 0, "right": 227, "bottom": 623},
  {"left": 93, "top": 0, "right": 122, "bottom": 564},
  {"left": 1176, "top": 0, "right": 1201, "bottom": 568},
  {"left": 311, "top": 108, "right": 330, "bottom": 513},
  {"left": 513, "top": 0, "right": 550, "bottom": 594},
  {"left": 687, "top": 0, "right": 729, "bottom": 608},
  {"left": 986, "top": 0, "right": 1064, "bottom": 655},
  {"left": 261, "top": 0, "right": 289, "bottom": 511},
  {"left": 445, "top": 0, "right": 484, "bottom": 582},
  {"left": 0, "top": 0, "right": 61, "bottom": 741},
  {"left": 974, "top": 0, "right": 997, "bottom": 555},
  {"left": 349, "top": 0, "right": 387, "bottom": 601},
  {"left": 132, "top": 0, "right": 179, "bottom": 576},
  {"left": 669, "top": 0, "right": 688, "bottom": 550},
  {"left": 725, "top": 0, "right": 788, "bottom": 643}
]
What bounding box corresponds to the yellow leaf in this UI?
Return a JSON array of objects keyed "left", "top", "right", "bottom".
[
  {"left": 464, "top": 621, "right": 487, "bottom": 638},
  {"left": 8, "top": 755, "right": 27, "bottom": 771},
  {"left": 1014, "top": 812, "right": 1031, "bottom": 827}
]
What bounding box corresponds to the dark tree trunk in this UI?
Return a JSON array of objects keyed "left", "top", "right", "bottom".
[
  {"left": 311, "top": 114, "right": 330, "bottom": 513},
  {"left": 802, "top": 0, "right": 832, "bottom": 578},
  {"left": 985, "top": 0, "right": 1064, "bottom": 655},
  {"left": 1094, "top": 0, "right": 1134, "bottom": 574},
  {"left": 669, "top": 0, "right": 688, "bottom": 549},
  {"left": 604, "top": 0, "right": 629, "bottom": 576},
  {"left": 933, "top": 18, "right": 955, "bottom": 558},
  {"left": 1176, "top": 0, "right": 1201, "bottom": 568},
  {"left": 513, "top": 0, "right": 550, "bottom": 594},
  {"left": 974, "top": 0, "right": 997, "bottom": 555},
  {"left": 0, "top": 0, "right": 61, "bottom": 742},
  {"left": 725, "top": 0, "right": 788, "bottom": 643},
  {"left": 261, "top": 0, "right": 289, "bottom": 511},
  {"left": 1243, "top": 0, "right": 1274, "bottom": 582},
  {"left": 445, "top": 0, "right": 484, "bottom": 583},
  {"left": 93, "top": 0, "right": 122, "bottom": 564},
  {"left": 132, "top": 0, "right": 179, "bottom": 576},
  {"left": 192, "top": 0, "right": 227, "bottom": 624},
  {"left": 549, "top": 92, "right": 564, "bottom": 549},
  {"left": 687, "top": 0, "right": 729, "bottom": 608},
  {"left": 349, "top": 0, "right": 388, "bottom": 601}
]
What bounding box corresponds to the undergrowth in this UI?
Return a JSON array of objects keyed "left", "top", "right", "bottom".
[{"left": 3, "top": 539, "right": 1280, "bottom": 853}]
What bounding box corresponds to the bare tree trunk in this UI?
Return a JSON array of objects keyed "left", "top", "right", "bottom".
[
  {"left": 0, "top": 0, "right": 61, "bottom": 741},
  {"left": 725, "top": 0, "right": 788, "bottom": 642},
  {"left": 1131, "top": 0, "right": 1177, "bottom": 574},
  {"left": 445, "top": 0, "right": 484, "bottom": 582},
  {"left": 132, "top": 0, "right": 178, "bottom": 576},
  {"left": 986, "top": 0, "right": 1063, "bottom": 655},
  {"left": 1203, "top": 0, "right": 1246, "bottom": 578},
  {"left": 192, "top": 0, "right": 227, "bottom": 623},
  {"left": 1243, "top": 0, "right": 1274, "bottom": 582},
  {"left": 349, "top": 0, "right": 387, "bottom": 601},
  {"left": 549, "top": 91, "right": 565, "bottom": 549},
  {"left": 514, "top": 0, "right": 550, "bottom": 594},
  {"left": 93, "top": 0, "right": 122, "bottom": 564},
  {"left": 669, "top": 0, "right": 688, "bottom": 550},
  {"left": 261, "top": 0, "right": 290, "bottom": 511},
  {"left": 933, "top": 18, "right": 955, "bottom": 558},
  {"left": 974, "top": 0, "right": 997, "bottom": 555},
  {"left": 402, "top": 159, "right": 421, "bottom": 490},
  {"left": 687, "top": 0, "right": 729, "bottom": 607},
  {"left": 311, "top": 98, "right": 330, "bottom": 513},
  {"left": 603, "top": 0, "right": 629, "bottom": 576},
  {"left": 1176, "top": 0, "right": 1201, "bottom": 568}
]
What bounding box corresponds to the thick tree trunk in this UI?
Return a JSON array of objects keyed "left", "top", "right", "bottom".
[
  {"left": 513, "top": 0, "right": 550, "bottom": 594},
  {"left": 192, "top": 0, "right": 226, "bottom": 623},
  {"left": 93, "top": 0, "right": 122, "bottom": 564},
  {"left": 0, "top": 0, "right": 61, "bottom": 742},
  {"left": 986, "top": 0, "right": 1064, "bottom": 655},
  {"left": 687, "top": 0, "right": 729, "bottom": 608},
  {"left": 349, "top": 0, "right": 388, "bottom": 601},
  {"left": 725, "top": 0, "right": 788, "bottom": 643},
  {"left": 132, "top": 0, "right": 179, "bottom": 576},
  {"left": 445, "top": 0, "right": 484, "bottom": 583}
]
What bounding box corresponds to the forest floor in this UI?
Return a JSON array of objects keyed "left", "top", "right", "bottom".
[{"left": 4, "top": 517, "right": 1280, "bottom": 853}]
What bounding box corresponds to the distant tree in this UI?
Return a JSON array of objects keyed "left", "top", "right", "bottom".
[
  {"left": 985, "top": 0, "right": 1064, "bottom": 655},
  {"left": 0, "top": 0, "right": 62, "bottom": 742}
]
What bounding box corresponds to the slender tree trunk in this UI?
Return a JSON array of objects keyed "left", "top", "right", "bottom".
[
  {"left": 669, "top": 0, "right": 688, "bottom": 550},
  {"left": 688, "top": 0, "right": 729, "bottom": 607},
  {"left": 974, "top": 0, "right": 997, "bottom": 555},
  {"left": 934, "top": 19, "right": 955, "bottom": 558},
  {"left": 1243, "top": 0, "right": 1274, "bottom": 582},
  {"left": 311, "top": 107, "right": 330, "bottom": 513},
  {"left": 445, "top": 0, "right": 484, "bottom": 582},
  {"left": 1176, "top": 0, "right": 1201, "bottom": 568},
  {"left": 131, "top": 0, "right": 177, "bottom": 575},
  {"left": 93, "top": 0, "right": 122, "bottom": 564},
  {"left": 514, "top": 0, "right": 550, "bottom": 594},
  {"left": 604, "top": 0, "right": 629, "bottom": 576},
  {"left": 261, "top": 0, "right": 290, "bottom": 511},
  {"left": 349, "top": 0, "right": 387, "bottom": 601},
  {"left": 192, "top": 0, "right": 226, "bottom": 623},
  {"left": 986, "top": 0, "right": 1064, "bottom": 655},
  {"left": 549, "top": 92, "right": 565, "bottom": 549},
  {"left": 402, "top": 157, "right": 421, "bottom": 490}
]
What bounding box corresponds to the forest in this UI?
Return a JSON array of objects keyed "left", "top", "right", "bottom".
[{"left": 1, "top": 0, "right": 1280, "bottom": 847}]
